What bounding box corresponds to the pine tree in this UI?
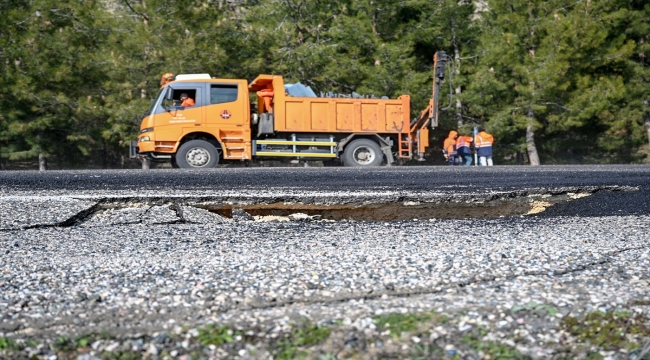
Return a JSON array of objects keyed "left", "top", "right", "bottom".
[
  {"left": 99, "top": 0, "right": 251, "bottom": 167},
  {"left": 1, "top": 0, "right": 648, "bottom": 168},
  {"left": 464, "top": 0, "right": 581, "bottom": 165},
  {"left": 613, "top": 0, "right": 650, "bottom": 160},
  {"left": 0, "top": 0, "right": 110, "bottom": 169}
]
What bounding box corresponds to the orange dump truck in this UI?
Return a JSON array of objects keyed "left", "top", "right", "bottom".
[{"left": 131, "top": 51, "right": 447, "bottom": 168}]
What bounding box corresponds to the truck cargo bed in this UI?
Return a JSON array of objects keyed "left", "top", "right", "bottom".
[{"left": 249, "top": 75, "right": 411, "bottom": 134}]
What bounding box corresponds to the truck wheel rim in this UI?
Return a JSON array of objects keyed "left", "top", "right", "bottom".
[
  {"left": 186, "top": 147, "right": 211, "bottom": 167},
  {"left": 352, "top": 145, "right": 376, "bottom": 165}
]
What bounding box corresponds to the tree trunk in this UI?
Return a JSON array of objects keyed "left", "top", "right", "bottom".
[
  {"left": 451, "top": 17, "right": 463, "bottom": 129},
  {"left": 371, "top": 11, "right": 378, "bottom": 36},
  {"left": 526, "top": 108, "right": 541, "bottom": 166},
  {"left": 644, "top": 100, "right": 650, "bottom": 153},
  {"left": 141, "top": 157, "right": 151, "bottom": 170},
  {"left": 38, "top": 153, "right": 47, "bottom": 171},
  {"left": 645, "top": 113, "right": 650, "bottom": 153},
  {"left": 455, "top": 99, "right": 462, "bottom": 129}
]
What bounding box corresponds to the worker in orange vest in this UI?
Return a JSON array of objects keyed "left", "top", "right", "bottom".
[
  {"left": 160, "top": 72, "right": 175, "bottom": 86},
  {"left": 456, "top": 133, "right": 474, "bottom": 166},
  {"left": 442, "top": 130, "right": 458, "bottom": 165},
  {"left": 179, "top": 93, "right": 195, "bottom": 107},
  {"left": 476, "top": 128, "right": 494, "bottom": 166}
]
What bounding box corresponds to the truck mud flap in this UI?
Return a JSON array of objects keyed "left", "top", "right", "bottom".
[
  {"left": 129, "top": 141, "right": 139, "bottom": 159},
  {"left": 382, "top": 145, "right": 395, "bottom": 165},
  {"left": 257, "top": 113, "right": 274, "bottom": 137}
]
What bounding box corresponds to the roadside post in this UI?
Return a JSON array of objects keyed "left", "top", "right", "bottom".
[{"left": 473, "top": 126, "right": 479, "bottom": 166}]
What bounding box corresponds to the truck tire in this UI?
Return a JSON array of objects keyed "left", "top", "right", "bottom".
[
  {"left": 342, "top": 138, "right": 384, "bottom": 167},
  {"left": 175, "top": 140, "right": 219, "bottom": 169}
]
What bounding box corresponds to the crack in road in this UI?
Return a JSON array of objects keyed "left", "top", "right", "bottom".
[
  {"left": 0, "top": 186, "right": 638, "bottom": 231},
  {"left": 183, "top": 245, "right": 648, "bottom": 313},
  {"left": 0, "top": 201, "right": 106, "bottom": 232}
]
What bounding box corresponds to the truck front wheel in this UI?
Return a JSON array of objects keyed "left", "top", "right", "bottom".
[
  {"left": 175, "top": 140, "right": 219, "bottom": 169},
  {"left": 342, "top": 139, "right": 384, "bottom": 167}
]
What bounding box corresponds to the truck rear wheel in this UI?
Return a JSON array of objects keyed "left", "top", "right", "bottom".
[
  {"left": 175, "top": 140, "right": 219, "bottom": 169},
  {"left": 343, "top": 139, "right": 383, "bottom": 167}
]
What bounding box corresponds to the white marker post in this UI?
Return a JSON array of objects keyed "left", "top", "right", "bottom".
[{"left": 473, "top": 126, "right": 479, "bottom": 166}]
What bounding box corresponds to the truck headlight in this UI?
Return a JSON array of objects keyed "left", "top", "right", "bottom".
[{"left": 139, "top": 136, "right": 150, "bottom": 142}]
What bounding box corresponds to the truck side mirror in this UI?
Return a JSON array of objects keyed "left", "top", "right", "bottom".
[{"left": 166, "top": 87, "right": 173, "bottom": 100}]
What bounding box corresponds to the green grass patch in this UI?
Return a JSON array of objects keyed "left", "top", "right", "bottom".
[
  {"left": 53, "top": 336, "right": 77, "bottom": 352},
  {"left": 197, "top": 324, "right": 241, "bottom": 346},
  {"left": 373, "top": 311, "right": 447, "bottom": 337},
  {"left": 24, "top": 339, "right": 39, "bottom": 348},
  {"left": 560, "top": 310, "right": 650, "bottom": 350},
  {"left": 274, "top": 323, "right": 332, "bottom": 359},
  {"left": 53, "top": 332, "right": 114, "bottom": 352},
  {"left": 463, "top": 335, "right": 530, "bottom": 359},
  {"left": 511, "top": 301, "right": 558, "bottom": 317},
  {"left": 0, "top": 337, "right": 23, "bottom": 351},
  {"left": 74, "top": 334, "right": 95, "bottom": 348}
]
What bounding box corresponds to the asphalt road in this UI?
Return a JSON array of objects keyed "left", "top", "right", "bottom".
[
  {"left": 0, "top": 165, "right": 649, "bottom": 217},
  {"left": 1, "top": 165, "right": 649, "bottom": 359},
  {"left": 1, "top": 165, "right": 649, "bottom": 192}
]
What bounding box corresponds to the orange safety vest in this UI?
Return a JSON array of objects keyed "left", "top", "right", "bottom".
[
  {"left": 443, "top": 130, "right": 458, "bottom": 155},
  {"left": 181, "top": 98, "right": 195, "bottom": 107},
  {"left": 476, "top": 131, "right": 494, "bottom": 147},
  {"left": 456, "top": 136, "right": 473, "bottom": 155},
  {"left": 476, "top": 131, "right": 494, "bottom": 156},
  {"left": 160, "top": 72, "right": 175, "bottom": 87}
]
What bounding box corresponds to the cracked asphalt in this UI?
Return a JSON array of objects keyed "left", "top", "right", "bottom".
[{"left": 0, "top": 165, "right": 649, "bottom": 359}]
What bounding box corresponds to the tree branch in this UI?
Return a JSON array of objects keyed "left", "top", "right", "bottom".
[{"left": 122, "top": 0, "right": 149, "bottom": 22}]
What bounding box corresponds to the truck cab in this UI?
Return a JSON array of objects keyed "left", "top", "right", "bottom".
[{"left": 134, "top": 74, "right": 252, "bottom": 167}]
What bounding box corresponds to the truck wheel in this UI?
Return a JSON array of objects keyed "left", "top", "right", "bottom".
[
  {"left": 175, "top": 140, "right": 219, "bottom": 169},
  {"left": 343, "top": 139, "right": 383, "bottom": 167}
]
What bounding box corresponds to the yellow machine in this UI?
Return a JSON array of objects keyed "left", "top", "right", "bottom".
[{"left": 130, "top": 52, "right": 447, "bottom": 168}]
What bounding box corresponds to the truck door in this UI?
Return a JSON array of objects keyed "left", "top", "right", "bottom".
[
  {"left": 205, "top": 82, "right": 248, "bottom": 130},
  {"left": 155, "top": 84, "right": 205, "bottom": 143},
  {"left": 205, "top": 81, "right": 250, "bottom": 159}
]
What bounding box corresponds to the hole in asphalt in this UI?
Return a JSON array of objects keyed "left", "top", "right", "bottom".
[
  {"left": 210, "top": 208, "right": 234, "bottom": 219},
  {"left": 1, "top": 187, "right": 634, "bottom": 231},
  {"left": 200, "top": 192, "right": 590, "bottom": 221}
]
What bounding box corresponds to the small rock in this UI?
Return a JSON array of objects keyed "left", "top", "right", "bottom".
[
  {"left": 288, "top": 213, "right": 311, "bottom": 221},
  {"left": 232, "top": 208, "right": 254, "bottom": 221}
]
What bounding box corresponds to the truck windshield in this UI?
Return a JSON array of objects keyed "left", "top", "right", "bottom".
[{"left": 144, "top": 88, "right": 165, "bottom": 116}]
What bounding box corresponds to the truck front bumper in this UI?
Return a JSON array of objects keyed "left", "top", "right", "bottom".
[
  {"left": 130, "top": 140, "right": 172, "bottom": 162},
  {"left": 130, "top": 140, "right": 158, "bottom": 159}
]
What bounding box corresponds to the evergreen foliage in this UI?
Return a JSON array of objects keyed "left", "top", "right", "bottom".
[{"left": 0, "top": 0, "right": 648, "bottom": 168}]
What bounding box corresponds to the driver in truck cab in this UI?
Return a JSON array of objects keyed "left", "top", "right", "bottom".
[{"left": 176, "top": 93, "right": 194, "bottom": 107}]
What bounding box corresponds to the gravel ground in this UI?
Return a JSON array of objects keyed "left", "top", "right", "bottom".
[{"left": 0, "top": 166, "right": 649, "bottom": 359}]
